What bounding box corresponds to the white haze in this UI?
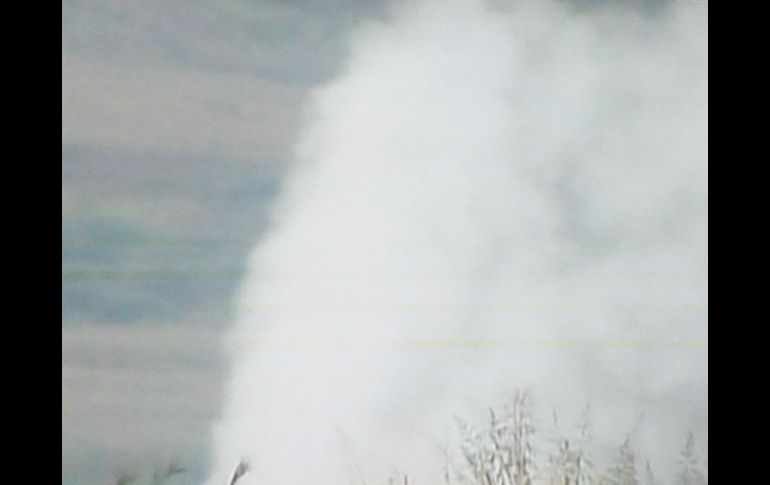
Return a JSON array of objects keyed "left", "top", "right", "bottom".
[{"left": 206, "top": 0, "right": 707, "bottom": 483}]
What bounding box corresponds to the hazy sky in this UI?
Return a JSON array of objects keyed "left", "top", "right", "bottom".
[{"left": 63, "top": 1, "right": 386, "bottom": 483}]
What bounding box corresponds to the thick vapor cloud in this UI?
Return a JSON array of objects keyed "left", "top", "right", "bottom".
[{"left": 207, "top": 0, "right": 707, "bottom": 483}]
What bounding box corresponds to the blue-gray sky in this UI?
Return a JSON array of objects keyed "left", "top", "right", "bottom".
[{"left": 62, "top": 1, "right": 385, "bottom": 483}]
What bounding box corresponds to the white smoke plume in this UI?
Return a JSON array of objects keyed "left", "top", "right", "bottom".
[{"left": 206, "top": 0, "right": 707, "bottom": 483}]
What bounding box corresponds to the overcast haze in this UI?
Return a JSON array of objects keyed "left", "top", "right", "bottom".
[
  {"left": 62, "top": 1, "right": 706, "bottom": 484},
  {"left": 63, "top": 1, "right": 386, "bottom": 483}
]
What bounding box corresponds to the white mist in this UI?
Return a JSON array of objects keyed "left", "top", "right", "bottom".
[{"left": 206, "top": 0, "right": 707, "bottom": 483}]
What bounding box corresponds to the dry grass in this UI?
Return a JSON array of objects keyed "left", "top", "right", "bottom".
[{"left": 114, "top": 391, "right": 706, "bottom": 485}]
